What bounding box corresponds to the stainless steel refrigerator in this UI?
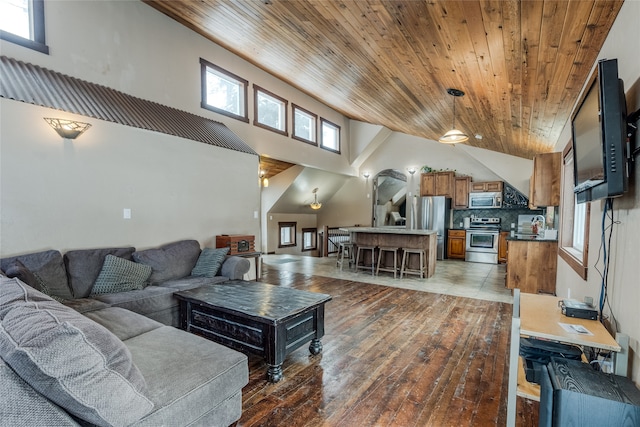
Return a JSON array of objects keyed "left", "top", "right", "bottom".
[{"left": 416, "top": 196, "right": 451, "bottom": 260}]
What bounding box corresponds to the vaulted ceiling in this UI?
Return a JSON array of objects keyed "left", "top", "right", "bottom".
[{"left": 145, "top": 0, "right": 623, "bottom": 159}]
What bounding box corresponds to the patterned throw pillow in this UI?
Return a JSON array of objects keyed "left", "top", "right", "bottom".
[
  {"left": 91, "top": 255, "right": 152, "bottom": 295},
  {"left": 191, "top": 247, "right": 229, "bottom": 278}
]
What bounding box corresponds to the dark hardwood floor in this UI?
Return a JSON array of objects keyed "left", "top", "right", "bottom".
[{"left": 235, "top": 266, "right": 538, "bottom": 426}]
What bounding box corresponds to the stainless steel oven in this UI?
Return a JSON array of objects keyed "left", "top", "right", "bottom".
[{"left": 465, "top": 218, "right": 500, "bottom": 264}]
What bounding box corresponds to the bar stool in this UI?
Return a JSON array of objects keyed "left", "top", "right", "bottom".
[
  {"left": 355, "top": 245, "right": 377, "bottom": 275},
  {"left": 400, "top": 247, "right": 426, "bottom": 279},
  {"left": 376, "top": 247, "right": 400, "bottom": 278},
  {"left": 336, "top": 241, "right": 354, "bottom": 271}
]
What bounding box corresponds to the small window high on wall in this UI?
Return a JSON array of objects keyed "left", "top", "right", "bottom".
[
  {"left": 254, "top": 85, "right": 288, "bottom": 136},
  {"left": 292, "top": 104, "right": 317, "bottom": 145},
  {"left": 320, "top": 118, "right": 340, "bottom": 153},
  {"left": 0, "top": 0, "right": 48, "bottom": 54},
  {"left": 200, "top": 58, "right": 249, "bottom": 122}
]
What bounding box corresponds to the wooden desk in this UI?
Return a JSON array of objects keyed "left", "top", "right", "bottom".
[
  {"left": 520, "top": 293, "right": 620, "bottom": 352},
  {"left": 506, "top": 292, "right": 623, "bottom": 426}
]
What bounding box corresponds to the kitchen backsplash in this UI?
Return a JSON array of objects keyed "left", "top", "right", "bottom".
[{"left": 452, "top": 208, "right": 544, "bottom": 232}]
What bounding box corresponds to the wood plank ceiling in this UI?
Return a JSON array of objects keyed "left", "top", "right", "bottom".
[{"left": 145, "top": 0, "right": 623, "bottom": 159}]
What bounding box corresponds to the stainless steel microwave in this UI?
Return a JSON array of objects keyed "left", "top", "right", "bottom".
[{"left": 468, "top": 191, "right": 502, "bottom": 209}]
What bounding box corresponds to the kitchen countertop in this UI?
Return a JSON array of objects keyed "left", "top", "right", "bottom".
[
  {"left": 506, "top": 236, "right": 558, "bottom": 242},
  {"left": 340, "top": 227, "right": 436, "bottom": 235}
]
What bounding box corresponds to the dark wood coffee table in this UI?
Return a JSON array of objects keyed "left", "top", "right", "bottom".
[{"left": 174, "top": 280, "right": 332, "bottom": 382}]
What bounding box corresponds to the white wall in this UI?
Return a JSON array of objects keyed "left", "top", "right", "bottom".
[
  {"left": 266, "top": 214, "right": 318, "bottom": 255},
  {"left": 554, "top": 0, "right": 640, "bottom": 385},
  {"left": 0, "top": 101, "right": 259, "bottom": 254}
]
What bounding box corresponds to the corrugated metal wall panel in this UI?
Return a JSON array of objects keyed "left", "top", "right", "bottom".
[{"left": 0, "top": 55, "right": 257, "bottom": 156}]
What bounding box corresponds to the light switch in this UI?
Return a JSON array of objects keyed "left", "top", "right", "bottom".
[
  {"left": 123, "top": 208, "right": 131, "bottom": 219},
  {"left": 253, "top": 210, "right": 258, "bottom": 219}
]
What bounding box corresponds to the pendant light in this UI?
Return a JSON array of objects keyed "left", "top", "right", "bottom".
[
  {"left": 439, "top": 88, "right": 469, "bottom": 144},
  {"left": 310, "top": 188, "right": 322, "bottom": 210}
]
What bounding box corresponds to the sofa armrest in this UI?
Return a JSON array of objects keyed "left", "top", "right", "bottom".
[{"left": 219, "top": 256, "right": 250, "bottom": 280}]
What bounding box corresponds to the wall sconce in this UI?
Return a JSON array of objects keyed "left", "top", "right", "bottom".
[
  {"left": 44, "top": 118, "right": 91, "bottom": 139},
  {"left": 363, "top": 171, "right": 371, "bottom": 182},
  {"left": 259, "top": 171, "right": 269, "bottom": 187},
  {"left": 407, "top": 167, "right": 417, "bottom": 176},
  {"left": 310, "top": 188, "right": 322, "bottom": 210}
]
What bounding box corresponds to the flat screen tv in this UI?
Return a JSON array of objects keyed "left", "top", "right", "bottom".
[{"left": 571, "top": 58, "right": 628, "bottom": 203}]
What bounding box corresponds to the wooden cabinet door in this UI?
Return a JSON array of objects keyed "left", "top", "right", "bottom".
[
  {"left": 420, "top": 173, "right": 436, "bottom": 196},
  {"left": 447, "top": 230, "right": 466, "bottom": 259},
  {"left": 485, "top": 181, "right": 503, "bottom": 192},
  {"left": 498, "top": 232, "right": 509, "bottom": 263},
  {"left": 453, "top": 176, "right": 470, "bottom": 209},
  {"left": 530, "top": 152, "right": 561, "bottom": 207},
  {"left": 470, "top": 182, "right": 486, "bottom": 192},
  {"left": 435, "top": 171, "right": 454, "bottom": 197},
  {"left": 506, "top": 240, "right": 557, "bottom": 294}
]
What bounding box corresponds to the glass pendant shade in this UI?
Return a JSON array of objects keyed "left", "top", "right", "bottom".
[
  {"left": 439, "top": 88, "right": 468, "bottom": 144},
  {"left": 439, "top": 128, "right": 469, "bottom": 144},
  {"left": 310, "top": 189, "right": 322, "bottom": 209}
]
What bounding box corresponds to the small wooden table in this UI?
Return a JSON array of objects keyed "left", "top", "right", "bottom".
[{"left": 175, "top": 280, "right": 332, "bottom": 382}]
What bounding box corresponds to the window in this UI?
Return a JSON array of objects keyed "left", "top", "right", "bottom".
[
  {"left": 302, "top": 228, "right": 317, "bottom": 251},
  {"left": 0, "top": 0, "right": 48, "bottom": 54},
  {"left": 320, "top": 118, "right": 340, "bottom": 153},
  {"left": 558, "top": 142, "right": 590, "bottom": 279},
  {"left": 292, "top": 104, "right": 317, "bottom": 145},
  {"left": 200, "top": 58, "right": 249, "bottom": 122},
  {"left": 278, "top": 222, "right": 296, "bottom": 248},
  {"left": 254, "top": 85, "right": 288, "bottom": 135}
]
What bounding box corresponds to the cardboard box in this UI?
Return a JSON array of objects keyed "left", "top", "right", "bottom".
[{"left": 215, "top": 235, "right": 255, "bottom": 255}]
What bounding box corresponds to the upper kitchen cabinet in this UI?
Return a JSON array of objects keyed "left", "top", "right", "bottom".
[
  {"left": 529, "top": 152, "right": 561, "bottom": 208},
  {"left": 469, "top": 181, "right": 503, "bottom": 192},
  {"left": 420, "top": 171, "right": 454, "bottom": 197},
  {"left": 453, "top": 176, "right": 471, "bottom": 209}
]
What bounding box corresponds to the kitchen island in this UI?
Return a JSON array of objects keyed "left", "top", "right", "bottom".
[{"left": 341, "top": 227, "right": 438, "bottom": 277}]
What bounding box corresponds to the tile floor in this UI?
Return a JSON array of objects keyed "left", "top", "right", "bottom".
[{"left": 262, "top": 254, "right": 513, "bottom": 304}]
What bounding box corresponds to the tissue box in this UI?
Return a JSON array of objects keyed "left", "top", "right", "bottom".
[{"left": 541, "top": 229, "right": 558, "bottom": 240}]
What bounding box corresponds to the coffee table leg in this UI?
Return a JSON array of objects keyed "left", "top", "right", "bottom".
[
  {"left": 267, "top": 364, "right": 283, "bottom": 383},
  {"left": 309, "top": 338, "right": 323, "bottom": 355}
]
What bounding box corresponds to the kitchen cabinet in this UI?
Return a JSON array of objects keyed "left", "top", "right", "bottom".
[
  {"left": 420, "top": 171, "right": 454, "bottom": 197},
  {"left": 498, "top": 232, "right": 509, "bottom": 263},
  {"left": 529, "top": 152, "right": 561, "bottom": 208},
  {"left": 505, "top": 240, "right": 557, "bottom": 294},
  {"left": 453, "top": 176, "right": 471, "bottom": 209},
  {"left": 469, "top": 181, "right": 503, "bottom": 192},
  {"left": 447, "top": 230, "right": 466, "bottom": 259}
]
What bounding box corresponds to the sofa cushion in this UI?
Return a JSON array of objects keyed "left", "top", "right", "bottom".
[
  {"left": 0, "top": 250, "right": 72, "bottom": 300},
  {"left": 125, "top": 326, "right": 248, "bottom": 427},
  {"left": 84, "top": 307, "right": 164, "bottom": 341},
  {"left": 62, "top": 298, "right": 111, "bottom": 314},
  {"left": 0, "top": 277, "right": 154, "bottom": 427},
  {"left": 64, "top": 247, "right": 136, "bottom": 298},
  {"left": 3, "top": 259, "right": 49, "bottom": 293},
  {"left": 191, "top": 247, "right": 230, "bottom": 278},
  {"left": 92, "top": 286, "right": 177, "bottom": 318},
  {"left": 0, "top": 358, "right": 81, "bottom": 427},
  {"left": 91, "top": 255, "right": 152, "bottom": 295},
  {"left": 159, "top": 275, "right": 229, "bottom": 291},
  {"left": 132, "top": 240, "right": 201, "bottom": 284}
]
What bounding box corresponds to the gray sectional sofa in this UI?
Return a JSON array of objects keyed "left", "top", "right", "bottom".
[{"left": 0, "top": 239, "right": 252, "bottom": 426}]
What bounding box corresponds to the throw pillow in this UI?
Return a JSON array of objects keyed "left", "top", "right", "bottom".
[
  {"left": 91, "top": 255, "right": 152, "bottom": 295},
  {"left": 0, "top": 278, "right": 154, "bottom": 426},
  {"left": 191, "top": 247, "right": 229, "bottom": 278}
]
